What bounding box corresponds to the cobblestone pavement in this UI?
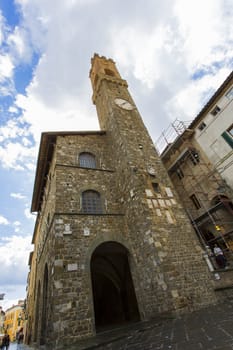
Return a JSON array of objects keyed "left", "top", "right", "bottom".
[
  {"left": 71, "top": 301, "right": 233, "bottom": 350},
  {"left": 16, "top": 300, "right": 233, "bottom": 350}
]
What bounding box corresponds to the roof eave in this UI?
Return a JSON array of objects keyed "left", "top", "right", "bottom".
[
  {"left": 30, "top": 130, "right": 106, "bottom": 213},
  {"left": 189, "top": 70, "right": 233, "bottom": 129}
]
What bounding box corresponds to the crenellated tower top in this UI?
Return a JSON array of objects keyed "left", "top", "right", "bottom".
[{"left": 89, "top": 53, "right": 128, "bottom": 104}]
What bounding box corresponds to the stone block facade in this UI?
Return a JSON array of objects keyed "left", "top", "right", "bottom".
[{"left": 26, "top": 55, "right": 217, "bottom": 349}]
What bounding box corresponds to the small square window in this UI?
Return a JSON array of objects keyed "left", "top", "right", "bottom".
[
  {"left": 198, "top": 122, "right": 206, "bottom": 131},
  {"left": 152, "top": 182, "right": 160, "bottom": 193},
  {"left": 176, "top": 168, "right": 184, "bottom": 180},
  {"left": 210, "top": 105, "right": 221, "bottom": 116}
]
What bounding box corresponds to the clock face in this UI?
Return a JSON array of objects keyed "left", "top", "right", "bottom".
[{"left": 114, "top": 98, "right": 134, "bottom": 110}]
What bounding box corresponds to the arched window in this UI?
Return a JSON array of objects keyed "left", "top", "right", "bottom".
[
  {"left": 82, "top": 190, "right": 103, "bottom": 214},
  {"left": 79, "top": 152, "right": 96, "bottom": 168},
  {"left": 104, "top": 69, "right": 115, "bottom": 77}
]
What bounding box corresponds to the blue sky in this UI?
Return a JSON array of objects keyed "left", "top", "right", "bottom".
[{"left": 0, "top": 0, "right": 233, "bottom": 311}]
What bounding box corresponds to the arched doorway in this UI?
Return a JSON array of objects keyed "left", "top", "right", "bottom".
[{"left": 91, "top": 241, "right": 140, "bottom": 331}]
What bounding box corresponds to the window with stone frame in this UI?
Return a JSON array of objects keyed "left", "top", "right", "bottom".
[
  {"left": 79, "top": 152, "right": 96, "bottom": 168},
  {"left": 228, "top": 124, "right": 233, "bottom": 137},
  {"left": 189, "top": 148, "right": 200, "bottom": 165},
  {"left": 104, "top": 68, "right": 115, "bottom": 77},
  {"left": 190, "top": 193, "right": 201, "bottom": 209},
  {"left": 210, "top": 105, "right": 221, "bottom": 116},
  {"left": 82, "top": 190, "right": 103, "bottom": 214},
  {"left": 176, "top": 167, "right": 184, "bottom": 180},
  {"left": 221, "top": 124, "right": 233, "bottom": 149},
  {"left": 198, "top": 122, "right": 206, "bottom": 131},
  {"left": 152, "top": 182, "right": 160, "bottom": 193}
]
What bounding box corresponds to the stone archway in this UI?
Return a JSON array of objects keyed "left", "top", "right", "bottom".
[{"left": 91, "top": 241, "right": 140, "bottom": 331}]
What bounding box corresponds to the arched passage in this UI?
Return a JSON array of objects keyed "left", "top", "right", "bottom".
[{"left": 91, "top": 241, "right": 140, "bottom": 331}]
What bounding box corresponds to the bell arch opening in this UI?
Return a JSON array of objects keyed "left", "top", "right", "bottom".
[{"left": 91, "top": 241, "right": 140, "bottom": 331}]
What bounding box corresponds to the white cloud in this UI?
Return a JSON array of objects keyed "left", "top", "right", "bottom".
[
  {"left": 0, "top": 54, "right": 14, "bottom": 81},
  {"left": 0, "top": 285, "right": 27, "bottom": 312},
  {"left": 7, "top": 26, "right": 33, "bottom": 64},
  {"left": 8, "top": 105, "right": 18, "bottom": 113},
  {"left": 0, "top": 215, "right": 9, "bottom": 225},
  {"left": 13, "top": 221, "right": 21, "bottom": 233},
  {"left": 0, "top": 11, "right": 6, "bottom": 45},
  {"left": 173, "top": 0, "right": 233, "bottom": 70},
  {"left": 24, "top": 207, "right": 36, "bottom": 221},
  {"left": 0, "top": 235, "right": 32, "bottom": 274},
  {"left": 13, "top": 221, "right": 21, "bottom": 226},
  {"left": 0, "top": 235, "right": 32, "bottom": 306},
  {"left": 0, "top": 118, "right": 36, "bottom": 170},
  {"left": 14, "top": 87, "right": 99, "bottom": 144},
  {"left": 2, "top": 0, "right": 230, "bottom": 150},
  {"left": 166, "top": 67, "right": 232, "bottom": 122},
  {"left": 0, "top": 118, "right": 29, "bottom": 140},
  {"left": 0, "top": 141, "right": 36, "bottom": 170},
  {"left": 10, "top": 193, "right": 26, "bottom": 200},
  {"left": 0, "top": 0, "right": 232, "bottom": 312}
]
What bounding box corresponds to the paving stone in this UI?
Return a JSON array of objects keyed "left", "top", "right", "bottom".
[{"left": 16, "top": 300, "right": 233, "bottom": 349}]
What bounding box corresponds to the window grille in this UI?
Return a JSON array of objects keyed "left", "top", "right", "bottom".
[
  {"left": 79, "top": 152, "right": 96, "bottom": 168},
  {"left": 82, "top": 190, "right": 102, "bottom": 214}
]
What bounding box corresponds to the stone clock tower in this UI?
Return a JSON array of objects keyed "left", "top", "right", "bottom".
[
  {"left": 89, "top": 53, "right": 216, "bottom": 314},
  {"left": 26, "top": 54, "right": 216, "bottom": 349}
]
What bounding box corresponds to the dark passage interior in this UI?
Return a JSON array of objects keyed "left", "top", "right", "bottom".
[{"left": 91, "top": 241, "right": 140, "bottom": 331}]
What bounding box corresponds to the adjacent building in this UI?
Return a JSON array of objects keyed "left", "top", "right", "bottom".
[
  {"left": 4, "top": 300, "right": 25, "bottom": 341},
  {"left": 159, "top": 71, "right": 233, "bottom": 267},
  {"left": 26, "top": 54, "right": 217, "bottom": 349},
  {"left": 0, "top": 307, "right": 5, "bottom": 334},
  {"left": 191, "top": 72, "right": 233, "bottom": 190}
]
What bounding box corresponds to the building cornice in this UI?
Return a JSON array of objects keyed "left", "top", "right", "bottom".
[{"left": 189, "top": 70, "right": 233, "bottom": 129}]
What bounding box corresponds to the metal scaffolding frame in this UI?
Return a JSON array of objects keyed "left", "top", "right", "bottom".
[{"left": 156, "top": 120, "right": 233, "bottom": 266}]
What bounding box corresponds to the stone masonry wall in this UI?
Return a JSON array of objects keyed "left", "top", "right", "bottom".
[
  {"left": 94, "top": 79, "right": 217, "bottom": 317},
  {"left": 31, "top": 127, "right": 218, "bottom": 349},
  {"left": 29, "top": 62, "right": 220, "bottom": 349},
  {"left": 50, "top": 214, "right": 133, "bottom": 348}
]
